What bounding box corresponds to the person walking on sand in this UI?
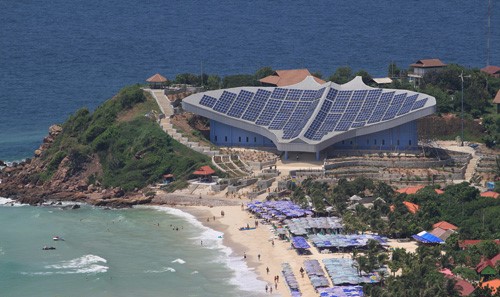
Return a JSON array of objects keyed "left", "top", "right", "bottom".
[
  {"left": 258, "top": 254, "right": 261, "bottom": 261},
  {"left": 265, "top": 284, "right": 268, "bottom": 293},
  {"left": 269, "top": 286, "right": 273, "bottom": 294},
  {"left": 243, "top": 252, "right": 246, "bottom": 259},
  {"left": 266, "top": 267, "right": 270, "bottom": 274},
  {"left": 299, "top": 267, "right": 304, "bottom": 278}
]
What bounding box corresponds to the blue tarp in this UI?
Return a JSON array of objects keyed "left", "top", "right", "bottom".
[
  {"left": 412, "top": 231, "right": 444, "bottom": 244},
  {"left": 292, "top": 236, "right": 311, "bottom": 249}
]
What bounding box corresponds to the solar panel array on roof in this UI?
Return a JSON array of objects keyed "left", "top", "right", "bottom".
[{"left": 194, "top": 84, "right": 430, "bottom": 143}]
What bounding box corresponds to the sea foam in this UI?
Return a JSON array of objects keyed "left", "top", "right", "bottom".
[
  {"left": 172, "top": 258, "right": 186, "bottom": 264},
  {"left": 139, "top": 205, "right": 266, "bottom": 293},
  {"left": 41, "top": 254, "right": 109, "bottom": 275}
]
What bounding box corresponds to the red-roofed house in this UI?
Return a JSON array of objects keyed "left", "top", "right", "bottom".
[
  {"left": 409, "top": 59, "right": 447, "bottom": 79},
  {"left": 433, "top": 221, "right": 458, "bottom": 231},
  {"left": 459, "top": 239, "right": 500, "bottom": 249},
  {"left": 481, "top": 65, "right": 500, "bottom": 78},
  {"left": 481, "top": 191, "right": 499, "bottom": 199},
  {"left": 403, "top": 201, "right": 420, "bottom": 214},
  {"left": 439, "top": 270, "right": 475, "bottom": 296},
  {"left": 396, "top": 186, "right": 444, "bottom": 195},
  {"left": 494, "top": 90, "right": 500, "bottom": 113},
  {"left": 259, "top": 69, "right": 325, "bottom": 87},
  {"left": 476, "top": 253, "right": 500, "bottom": 278},
  {"left": 481, "top": 279, "right": 500, "bottom": 294}
]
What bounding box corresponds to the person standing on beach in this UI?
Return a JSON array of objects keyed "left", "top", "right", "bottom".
[
  {"left": 258, "top": 254, "right": 261, "bottom": 261},
  {"left": 265, "top": 284, "right": 268, "bottom": 293},
  {"left": 243, "top": 252, "right": 246, "bottom": 259},
  {"left": 266, "top": 267, "right": 269, "bottom": 274}
]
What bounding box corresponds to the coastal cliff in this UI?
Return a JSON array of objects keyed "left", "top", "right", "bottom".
[{"left": 0, "top": 85, "right": 211, "bottom": 206}]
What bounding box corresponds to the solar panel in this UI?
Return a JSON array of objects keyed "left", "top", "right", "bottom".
[
  {"left": 304, "top": 111, "right": 327, "bottom": 140},
  {"left": 256, "top": 99, "right": 283, "bottom": 126},
  {"left": 227, "top": 90, "right": 254, "bottom": 118},
  {"left": 326, "top": 89, "right": 338, "bottom": 101},
  {"left": 391, "top": 93, "right": 406, "bottom": 106},
  {"left": 382, "top": 104, "right": 401, "bottom": 121},
  {"left": 241, "top": 89, "right": 271, "bottom": 121},
  {"left": 301, "top": 90, "right": 317, "bottom": 101},
  {"left": 397, "top": 94, "right": 418, "bottom": 116},
  {"left": 268, "top": 101, "right": 297, "bottom": 130},
  {"left": 199, "top": 95, "right": 217, "bottom": 108},
  {"left": 286, "top": 89, "right": 303, "bottom": 101},
  {"left": 351, "top": 122, "right": 366, "bottom": 128},
  {"left": 412, "top": 98, "right": 428, "bottom": 110},
  {"left": 213, "top": 91, "right": 237, "bottom": 113},
  {"left": 335, "top": 121, "right": 352, "bottom": 131},
  {"left": 271, "top": 88, "right": 288, "bottom": 100}
]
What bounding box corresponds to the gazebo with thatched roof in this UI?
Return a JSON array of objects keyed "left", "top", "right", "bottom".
[{"left": 146, "top": 73, "right": 168, "bottom": 89}]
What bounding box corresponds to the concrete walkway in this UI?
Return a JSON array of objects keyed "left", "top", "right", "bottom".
[{"left": 145, "top": 88, "right": 220, "bottom": 157}]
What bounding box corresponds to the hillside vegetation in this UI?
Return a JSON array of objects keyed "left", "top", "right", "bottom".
[{"left": 40, "top": 85, "right": 210, "bottom": 191}]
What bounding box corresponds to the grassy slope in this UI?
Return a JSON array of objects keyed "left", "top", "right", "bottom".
[{"left": 41, "top": 85, "right": 211, "bottom": 191}]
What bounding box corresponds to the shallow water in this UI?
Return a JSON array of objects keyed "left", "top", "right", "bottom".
[{"left": 0, "top": 199, "right": 265, "bottom": 297}]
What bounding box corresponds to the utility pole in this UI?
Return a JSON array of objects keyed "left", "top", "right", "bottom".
[
  {"left": 200, "top": 61, "right": 204, "bottom": 88},
  {"left": 487, "top": 0, "right": 492, "bottom": 66},
  {"left": 459, "top": 71, "right": 471, "bottom": 146}
]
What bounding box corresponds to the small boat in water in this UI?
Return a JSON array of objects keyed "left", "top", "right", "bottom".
[
  {"left": 42, "top": 246, "right": 56, "bottom": 250},
  {"left": 52, "top": 236, "right": 64, "bottom": 241}
]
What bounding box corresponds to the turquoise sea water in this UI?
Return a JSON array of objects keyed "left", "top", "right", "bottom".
[
  {"left": 0, "top": 199, "right": 265, "bottom": 297},
  {"left": 0, "top": 0, "right": 498, "bottom": 161}
]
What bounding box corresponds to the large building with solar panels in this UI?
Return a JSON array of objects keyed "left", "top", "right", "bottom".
[{"left": 182, "top": 76, "right": 436, "bottom": 160}]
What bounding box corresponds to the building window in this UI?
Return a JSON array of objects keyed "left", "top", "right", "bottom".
[
  {"left": 409, "top": 140, "right": 412, "bottom": 146},
  {"left": 238, "top": 137, "right": 241, "bottom": 142},
  {"left": 342, "top": 140, "right": 345, "bottom": 144},
  {"left": 246, "top": 137, "right": 249, "bottom": 143},
  {"left": 397, "top": 140, "right": 400, "bottom": 145},
  {"left": 374, "top": 139, "right": 377, "bottom": 145},
  {"left": 215, "top": 136, "right": 218, "bottom": 141},
  {"left": 382, "top": 139, "right": 385, "bottom": 145},
  {"left": 225, "top": 136, "right": 227, "bottom": 142},
  {"left": 350, "top": 141, "right": 353, "bottom": 145},
  {"left": 366, "top": 139, "right": 369, "bottom": 145},
  {"left": 254, "top": 137, "right": 257, "bottom": 142}
]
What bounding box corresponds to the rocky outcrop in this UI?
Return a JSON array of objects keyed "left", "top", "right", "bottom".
[{"left": 0, "top": 124, "right": 142, "bottom": 207}]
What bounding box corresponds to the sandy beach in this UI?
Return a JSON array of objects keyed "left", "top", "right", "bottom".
[{"left": 181, "top": 199, "right": 419, "bottom": 297}]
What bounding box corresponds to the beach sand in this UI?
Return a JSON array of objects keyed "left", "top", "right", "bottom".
[{"left": 182, "top": 203, "right": 419, "bottom": 297}]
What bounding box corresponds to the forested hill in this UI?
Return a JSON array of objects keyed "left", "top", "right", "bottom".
[{"left": 0, "top": 85, "right": 211, "bottom": 204}]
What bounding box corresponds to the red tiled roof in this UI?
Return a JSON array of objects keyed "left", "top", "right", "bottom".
[
  {"left": 481, "top": 65, "right": 500, "bottom": 75},
  {"left": 396, "top": 186, "right": 424, "bottom": 194},
  {"left": 410, "top": 59, "right": 447, "bottom": 68},
  {"left": 146, "top": 73, "right": 168, "bottom": 83},
  {"left": 480, "top": 191, "right": 499, "bottom": 199},
  {"left": 481, "top": 279, "right": 500, "bottom": 294},
  {"left": 494, "top": 90, "right": 500, "bottom": 104},
  {"left": 454, "top": 279, "right": 475, "bottom": 296},
  {"left": 476, "top": 253, "right": 500, "bottom": 273},
  {"left": 403, "top": 201, "right": 420, "bottom": 214},
  {"left": 396, "top": 186, "right": 444, "bottom": 195},
  {"left": 193, "top": 165, "right": 215, "bottom": 176},
  {"left": 259, "top": 69, "right": 325, "bottom": 87},
  {"left": 459, "top": 239, "right": 500, "bottom": 249},
  {"left": 433, "top": 221, "right": 458, "bottom": 231}
]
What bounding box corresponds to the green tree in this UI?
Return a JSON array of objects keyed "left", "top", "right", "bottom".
[
  {"left": 254, "top": 67, "right": 274, "bottom": 80},
  {"left": 329, "top": 66, "right": 353, "bottom": 84}
]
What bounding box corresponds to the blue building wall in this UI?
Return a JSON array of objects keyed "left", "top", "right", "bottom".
[
  {"left": 210, "top": 120, "right": 276, "bottom": 147},
  {"left": 210, "top": 120, "right": 417, "bottom": 151},
  {"left": 330, "top": 121, "right": 418, "bottom": 151}
]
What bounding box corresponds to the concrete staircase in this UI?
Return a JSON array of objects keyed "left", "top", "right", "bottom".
[{"left": 146, "top": 89, "right": 220, "bottom": 157}]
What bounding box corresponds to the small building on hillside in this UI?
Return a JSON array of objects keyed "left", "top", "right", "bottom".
[
  {"left": 408, "top": 59, "right": 447, "bottom": 78},
  {"left": 476, "top": 253, "right": 500, "bottom": 279},
  {"left": 480, "top": 279, "right": 500, "bottom": 294},
  {"left": 480, "top": 190, "right": 499, "bottom": 199},
  {"left": 433, "top": 221, "right": 458, "bottom": 231},
  {"left": 146, "top": 73, "right": 169, "bottom": 89},
  {"left": 458, "top": 239, "right": 500, "bottom": 250},
  {"left": 259, "top": 69, "right": 325, "bottom": 87},
  {"left": 493, "top": 90, "right": 500, "bottom": 113},
  {"left": 371, "top": 77, "right": 393, "bottom": 86},
  {"left": 481, "top": 65, "right": 500, "bottom": 78}
]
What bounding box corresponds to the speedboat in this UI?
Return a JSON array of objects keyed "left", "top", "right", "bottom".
[
  {"left": 53, "top": 236, "right": 64, "bottom": 241},
  {"left": 42, "top": 246, "right": 56, "bottom": 250}
]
